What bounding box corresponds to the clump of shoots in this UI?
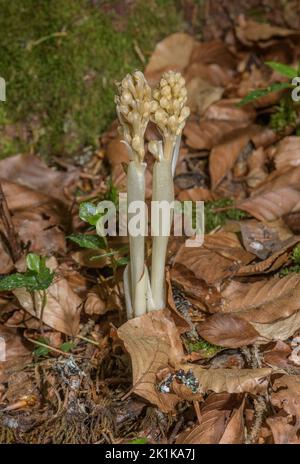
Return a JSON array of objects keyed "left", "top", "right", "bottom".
[{"left": 114, "top": 70, "right": 189, "bottom": 318}]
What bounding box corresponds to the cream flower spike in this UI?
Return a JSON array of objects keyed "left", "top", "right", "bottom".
[
  {"left": 150, "top": 71, "right": 190, "bottom": 160},
  {"left": 115, "top": 71, "right": 152, "bottom": 163}
]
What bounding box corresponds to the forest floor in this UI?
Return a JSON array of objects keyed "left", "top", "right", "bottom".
[{"left": 1, "top": 0, "right": 300, "bottom": 444}]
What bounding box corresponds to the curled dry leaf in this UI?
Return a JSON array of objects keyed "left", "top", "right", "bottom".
[
  {"left": 173, "top": 231, "right": 254, "bottom": 287},
  {"left": 118, "top": 309, "right": 185, "bottom": 413},
  {"left": 13, "top": 258, "right": 81, "bottom": 336},
  {"left": 237, "top": 235, "right": 300, "bottom": 276}
]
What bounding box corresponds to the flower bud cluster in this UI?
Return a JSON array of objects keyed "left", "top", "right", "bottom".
[
  {"left": 115, "top": 71, "right": 152, "bottom": 162},
  {"left": 150, "top": 71, "right": 190, "bottom": 139}
]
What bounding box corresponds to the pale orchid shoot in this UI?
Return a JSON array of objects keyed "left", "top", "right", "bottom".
[{"left": 115, "top": 70, "right": 189, "bottom": 318}]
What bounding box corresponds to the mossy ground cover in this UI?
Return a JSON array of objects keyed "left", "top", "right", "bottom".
[{"left": 0, "top": 0, "right": 183, "bottom": 159}]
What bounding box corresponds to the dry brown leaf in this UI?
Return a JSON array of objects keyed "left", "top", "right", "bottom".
[
  {"left": 252, "top": 310, "right": 300, "bottom": 341},
  {"left": 0, "top": 325, "right": 31, "bottom": 383},
  {"left": 204, "top": 99, "right": 256, "bottom": 124},
  {"left": 177, "top": 187, "right": 213, "bottom": 202},
  {"left": 197, "top": 314, "right": 261, "bottom": 348},
  {"left": 274, "top": 137, "right": 300, "bottom": 170},
  {"left": 189, "top": 40, "right": 236, "bottom": 69},
  {"left": 173, "top": 231, "right": 254, "bottom": 286},
  {"left": 145, "top": 33, "right": 195, "bottom": 83},
  {"left": 13, "top": 258, "right": 81, "bottom": 336},
  {"left": 219, "top": 398, "right": 245, "bottom": 444},
  {"left": 176, "top": 393, "right": 238, "bottom": 444},
  {"left": 71, "top": 249, "right": 111, "bottom": 268},
  {"left": 118, "top": 309, "right": 184, "bottom": 413},
  {"left": 186, "top": 77, "right": 223, "bottom": 115},
  {"left": 84, "top": 291, "right": 107, "bottom": 316},
  {"left": 236, "top": 17, "right": 299, "bottom": 46},
  {"left": 267, "top": 416, "right": 300, "bottom": 444},
  {"left": 240, "top": 220, "right": 280, "bottom": 259},
  {"left": 238, "top": 187, "right": 300, "bottom": 221},
  {"left": 181, "top": 363, "right": 271, "bottom": 395},
  {"left": 221, "top": 274, "right": 300, "bottom": 324},
  {"left": 0, "top": 154, "right": 79, "bottom": 205},
  {"left": 209, "top": 125, "right": 276, "bottom": 189},
  {"left": 183, "top": 119, "right": 249, "bottom": 150},
  {"left": 185, "top": 62, "right": 232, "bottom": 87}
]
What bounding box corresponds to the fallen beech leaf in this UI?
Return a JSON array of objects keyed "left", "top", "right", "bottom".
[
  {"left": 252, "top": 310, "right": 300, "bottom": 341},
  {"left": 13, "top": 258, "right": 81, "bottom": 336},
  {"left": 267, "top": 416, "right": 300, "bottom": 444},
  {"left": 204, "top": 99, "right": 256, "bottom": 124},
  {"left": 0, "top": 325, "right": 31, "bottom": 383},
  {"left": 180, "top": 363, "right": 271, "bottom": 395},
  {"left": 209, "top": 125, "right": 275, "bottom": 189},
  {"left": 145, "top": 33, "right": 195, "bottom": 83},
  {"left": 198, "top": 314, "right": 261, "bottom": 348},
  {"left": 219, "top": 398, "right": 245, "bottom": 444},
  {"left": 186, "top": 77, "right": 223, "bottom": 115},
  {"left": 185, "top": 62, "right": 232, "bottom": 87},
  {"left": 84, "top": 291, "right": 107, "bottom": 316},
  {"left": 118, "top": 309, "right": 184, "bottom": 413},
  {"left": 183, "top": 119, "right": 249, "bottom": 150},
  {"left": 177, "top": 187, "right": 213, "bottom": 202},
  {"left": 176, "top": 393, "right": 241, "bottom": 444},
  {"left": 0, "top": 154, "right": 79, "bottom": 205},
  {"left": 173, "top": 231, "right": 254, "bottom": 286},
  {"left": 236, "top": 17, "right": 299, "bottom": 46},
  {"left": 190, "top": 41, "right": 236, "bottom": 69},
  {"left": 237, "top": 235, "right": 300, "bottom": 276},
  {"left": 238, "top": 187, "right": 300, "bottom": 221},
  {"left": 221, "top": 274, "right": 300, "bottom": 324},
  {"left": 72, "top": 249, "right": 111, "bottom": 268},
  {"left": 240, "top": 220, "right": 280, "bottom": 259},
  {"left": 274, "top": 137, "right": 300, "bottom": 170}
]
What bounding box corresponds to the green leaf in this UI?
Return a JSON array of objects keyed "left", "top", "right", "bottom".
[
  {"left": 79, "top": 201, "right": 101, "bottom": 226},
  {"left": 105, "top": 179, "right": 119, "bottom": 207},
  {"left": 33, "top": 337, "right": 50, "bottom": 357},
  {"left": 116, "top": 256, "right": 129, "bottom": 267},
  {"left": 0, "top": 273, "right": 37, "bottom": 292},
  {"left": 59, "top": 341, "right": 74, "bottom": 353},
  {"left": 67, "top": 233, "right": 106, "bottom": 249},
  {"left": 238, "top": 82, "right": 292, "bottom": 106},
  {"left": 34, "top": 345, "right": 50, "bottom": 357},
  {"left": 0, "top": 268, "right": 54, "bottom": 293},
  {"left": 128, "top": 437, "right": 148, "bottom": 444},
  {"left": 26, "top": 253, "right": 41, "bottom": 273},
  {"left": 265, "top": 61, "right": 298, "bottom": 79}
]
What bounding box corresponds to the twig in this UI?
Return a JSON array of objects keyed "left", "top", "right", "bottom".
[
  {"left": 245, "top": 396, "right": 267, "bottom": 444},
  {"left": 0, "top": 181, "right": 22, "bottom": 262},
  {"left": 26, "top": 336, "right": 71, "bottom": 357}
]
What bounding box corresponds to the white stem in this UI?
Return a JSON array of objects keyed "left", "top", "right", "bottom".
[
  {"left": 171, "top": 135, "right": 181, "bottom": 177},
  {"left": 150, "top": 159, "right": 174, "bottom": 310},
  {"left": 127, "top": 161, "right": 146, "bottom": 317}
]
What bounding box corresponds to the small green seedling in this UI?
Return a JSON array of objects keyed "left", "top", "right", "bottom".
[{"left": 0, "top": 252, "right": 54, "bottom": 292}]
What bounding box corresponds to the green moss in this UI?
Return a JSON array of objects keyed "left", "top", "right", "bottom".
[
  {"left": 279, "top": 244, "right": 300, "bottom": 276},
  {"left": 186, "top": 339, "right": 221, "bottom": 358},
  {"left": 270, "top": 95, "right": 297, "bottom": 133},
  {"left": 0, "top": 0, "right": 183, "bottom": 159},
  {"left": 204, "top": 198, "right": 248, "bottom": 233}
]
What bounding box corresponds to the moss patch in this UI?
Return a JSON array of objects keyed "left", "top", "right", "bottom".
[{"left": 0, "top": 0, "right": 183, "bottom": 159}]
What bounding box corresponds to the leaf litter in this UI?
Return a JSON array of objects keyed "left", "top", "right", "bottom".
[{"left": 2, "top": 4, "right": 300, "bottom": 444}]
